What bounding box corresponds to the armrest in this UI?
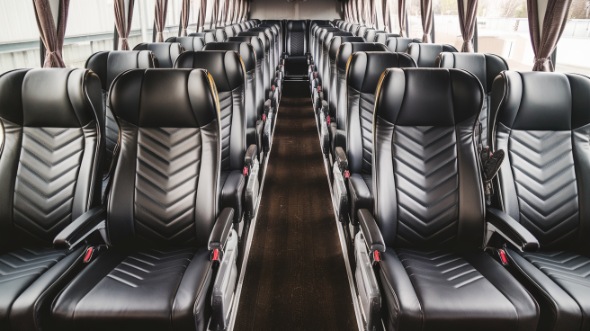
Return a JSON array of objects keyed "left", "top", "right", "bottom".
[
  {"left": 358, "top": 209, "right": 385, "bottom": 253},
  {"left": 244, "top": 144, "right": 258, "bottom": 168},
  {"left": 54, "top": 206, "right": 106, "bottom": 249},
  {"left": 334, "top": 146, "right": 348, "bottom": 171},
  {"left": 487, "top": 208, "right": 539, "bottom": 252},
  {"left": 208, "top": 207, "right": 235, "bottom": 251},
  {"left": 264, "top": 99, "right": 272, "bottom": 116}
]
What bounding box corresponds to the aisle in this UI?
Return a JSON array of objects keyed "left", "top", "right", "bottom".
[{"left": 233, "top": 81, "right": 357, "bottom": 330}]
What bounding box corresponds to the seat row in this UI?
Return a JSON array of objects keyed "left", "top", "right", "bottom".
[
  {"left": 311, "top": 19, "right": 590, "bottom": 331},
  {"left": 0, "top": 18, "right": 286, "bottom": 331}
]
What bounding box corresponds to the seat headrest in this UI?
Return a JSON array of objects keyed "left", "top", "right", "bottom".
[
  {"left": 324, "top": 31, "right": 353, "bottom": 45},
  {"left": 287, "top": 21, "right": 306, "bottom": 31},
  {"left": 375, "top": 68, "right": 483, "bottom": 126},
  {"left": 437, "top": 52, "right": 508, "bottom": 92},
  {"left": 375, "top": 33, "right": 401, "bottom": 44},
  {"left": 109, "top": 69, "right": 218, "bottom": 128},
  {"left": 336, "top": 42, "right": 389, "bottom": 70},
  {"left": 239, "top": 32, "right": 270, "bottom": 51},
  {"left": 407, "top": 43, "right": 458, "bottom": 67},
  {"left": 176, "top": 36, "right": 206, "bottom": 51},
  {"left": 132, "top": 42, "right": 184, "bottom": 68},
  {"left": 203, "top": 42, "right": 256, "bottom": 72},
  {"left": 104, "top": 51, "right": 156, "bottom": 88},
  {"left": 0, "top": 68, "right": 102, "bottom": 127},
  {"left": 215, "top": 28, "right": 227, "bottom": 42},
  {"left": 329, "top": 36, "right": 364, "bottom": 59},
  {"left": 347, "top": 52, "right": 416, "bottom": 93},
  {"left": 493, "top": 71, "right": 590, "bottom": 131},
  {"left": 175, "top": 51, "right": 245, "bottom": 92},
  {"left": 228, "top": 36, "right": 264, "bottom": 60},
  {"left": 386, "top": 37, "right": 421, "bottom": 52}
]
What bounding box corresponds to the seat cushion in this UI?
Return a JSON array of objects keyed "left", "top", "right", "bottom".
[
  {"left": 379, "top": 249, "right": 538, "bottom": 331},
  {"left": 52, "top": 248, "right": 212, "bottom": 331},
  {"left": 507, "top": 249, "right": 589, "bottom": 331}
]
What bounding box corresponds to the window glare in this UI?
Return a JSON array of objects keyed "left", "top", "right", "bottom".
[
  {"left": 555, "top": 0, "right": 590, "bottom": 76},
  {"left": 0, "top": 0, "right": 40, "bottom": 73}
]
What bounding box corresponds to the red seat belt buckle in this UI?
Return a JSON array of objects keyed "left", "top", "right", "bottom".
[
  {"left": 343, "top": 170, "right": 350, "bottom": 179},
  {"left": 212, "top": 248, "right": 220, "bottom": 262},
  {"left": 243, "top": 166, "right": 249, "bottom": 176},
  {"left": 326, "top": 115, "right": 331, "bottom": 125},
  {"left": 498, "top": 249, "right": 509, "bottom": 266},
  {"left": 372, "top": 250, "right": 381, "bottom": 266},
  {"left": 83, "top": 247, "right": 94, "bottom": 264},
  {"left": 262, "top": 113, "right": 267, "bottom": 122}
]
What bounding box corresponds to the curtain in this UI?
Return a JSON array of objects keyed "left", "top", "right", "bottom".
[
  {"left": 114, "top": 0, "right": 135, "bottom": 50},
  {"left": 458, "top": 0, "right": 478, "bottom": 52},
  {"left": 179, "top": 0, "right": 190, "bottom": 36},
  {"left": 398, "top": 0, "right": 406, "bottom": 37},
  {"left": 33, "top": 0, "right": 69, "bottom": 67},
  {"left": 383, "top": 0, "right": 391, "bottom": 32},
  {"left": 199, "top": 0, "right": 208, "bottom": 30},
  {"left": 228, "top": 0, "right": 235, "bottom": 25},
  {"left": 420, "top": 0, "right": 433, "bottom": 42},
  {"left": 154, "top": 0, "right": 168, "bottom": 42},
  {"left": 246, "top": 0, "right": 251, "bottom": 21},
  {"left": 527, "top": 0, "right": 573, "bottom": 71},
  {"left": 369, "top": 0, "right": 376, "bottom": 28}
]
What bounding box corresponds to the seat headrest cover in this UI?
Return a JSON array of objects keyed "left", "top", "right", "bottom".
[
  {"left": 407, "top": 43, "right": 458, "bottom": 67},
  {"left": 227, "top": 36, "right": 264, "bottom": 60},
  {"left": 437, "top": 52, "right": 508, "bottom": 92},
  {"left": 176, "top": 36, "right": 206, "bottom": 51},
  {"left": 9, "top": 68, "right": 102, "bottom": 128},
  {"left": 376, "top": 68, "right": 483, "bottom": 126},
  {"left": 347, "top": 52, "right": 417, "bottom": 93},
  {"left": 385, "top": 37, "right": 421, "bottom": 52},
  {"left": 329, "top": 36, "right": 364, "bottom": 59},
  {"left": 494, "top": 71, "right": 590, "bottom": 130},
  {"left": 203, "top": 42, "right": 256, "bottom": 72},
  {"left": 105, "top": 51, "right": 156, "bottom": 87},
  {"left": 337, "top": 42, "right": 389, "bottom": 70},
  {"left": 132, "top": 42, "right": 184, "bottom": 68},
  {"left": 375, "top": 33, "right": 401, "bottom": 44},
  {"left": 174, "top": 50, "right": 245, "bottom": 92},
  {"left": 109, "top": 69, "right": 218, "bottom": 128}
]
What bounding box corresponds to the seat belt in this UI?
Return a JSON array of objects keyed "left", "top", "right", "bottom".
[{"left": 478, "top": 123, "right": 505, "bottom": 205}]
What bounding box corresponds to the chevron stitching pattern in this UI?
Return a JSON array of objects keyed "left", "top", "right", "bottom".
[
  {"left": 218, "top": 91, "right": 233, "bottom": 170},
  {"left": 523, "top": 251, "right": 590, "bottom": 289},
  {"left": 0, "top": 248, "right": 66, "bottom": 284},
  {"left": 135, "top": 128, "right": 200, "bottom": 244},
  {"left": 359, "top": 93, "right": 375, "bottom": 174},
  {"left": 509, "top": 130, "right": 579, "bottom": 248},
  {"left": 290, "top": 32, "right": 305, "bottom": 56},
  {"left": 479, "top": 96, "right": 489, "bottom": 144},
  {"left": 106, "top": 248, "right": 194, "bottom": 288},
  {"left": 14, "top": 128, "right": 84, "bottom": 242},
  {"left": 398, "top": 250, "right": 484, "bottom": 289},
  {"left": 105, "top": 106, "right": 119, "bottom": 158},
  {"left": 393, "top": 126, "right": 459, "bottom": 247}
]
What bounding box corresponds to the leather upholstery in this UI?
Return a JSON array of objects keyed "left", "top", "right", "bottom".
[
  {"left": 215, "top": 28, "right": 227, "bottom": 42},
  {"left": 491, "top": 71, "right": 590, "bottom": 330},
  {"left": 175, "top": 51, "right": 247, "bottom": 222},
  {"left": 228, "top": 36, "right": 266, "bottom": 118},
  {"left": 372, "top": 68, "right": 538, "bottom": 330},
  {"left": 437, "top": 52, "right": 508, "bottom": 146},
  {"left": 224, "top": 26, "right": 235, "bottom": 40},
  {"left": 250, "top": 27, "right": 277, "bottom": 80},
  {"left": 320, "top": 31, "right": 352, "bottom": 108},
  {"left": 327, "top": 36, "right": 364, "bottom": 120},
  {"left": 406, "top": 43, "right": 457, "bottom": 67},
  {"left": 132, "top": 42, "right": 184, "bottom": 68},
  {"left": 286, "top": 20, "right": 308, "bottom": 56},
  {"left": 375, "top": 33, "right": 401, "bottom": 44},
  {"left": 0, "top": 68, "right": 103, "bottom": 330},
  {"left": 364, "top": 28, "right": 381, "bottom": 42},
  {"left": 172, "top": 36, "right": 206, "bottom": 51},
  {"left": 239, "top": 31, "right": 271, "bottom": 95},
  {"left": 385, "top": 37, "right": 421, "bottom": 52},
  {"left": 345, "top": 52, "right": 416, "bottom": 223},
  {"left": 51, "top": 69, "right": 221, "bottom": 330},
  {"left": 356, "top": 26, "right": 367, "bottom": 38}
]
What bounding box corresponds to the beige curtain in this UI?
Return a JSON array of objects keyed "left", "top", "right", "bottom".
[
  {"left": 527, "top": 0, "right": 573, "bottom": 71},
  {"left": 420, "top": 0, "right": 433, "bottom": 42},
  {"left": 383, "top": 0, "right": 391, "bottom": 32},
  {"left": 458, "top": 0, "right": 478, "bottom": 52},
  {"left": 114, "top": 0, "right": 135, "bottom": 50},
  {"left": 154, "top": 0, "right": 168, "bottom": 42},
  {"left": 33, "top": 0, "right": 70, "bottom": 67},
  {"left": 179, "top": 0, "right": 190, "bottom": 36},
  {"left": 398, "top": 0, "right": 406, "bottom": 37}
]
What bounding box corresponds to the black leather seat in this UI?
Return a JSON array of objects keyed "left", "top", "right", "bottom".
[
  {"left": 85, "top": 50, "right": 156, "bottom": 198},
  {"left": 224, "top": 25, "right": 235, "bottom": 40},
  {"left": 374, "top": 32, "right": 400, "bottom": 44},
  {"left": 0, "top": 68, "right": 104, "bottom": 330},
  {"left": 285, "top": 20, "right": 308, "bottom": 58},
  {"left": 51, "top": 69, "right": 238, "bottom": 331},
  {"left": 326, "top": 36, "right": 364, "bottom": 117},
  {"left": 356, "top": 26, "right": 367, "bottom": 38},
  {"left": 175, "top": 51, "right": 258, "bottom": 225},
  {"left": 132, "top": 42, "right": 184, "bottom": 68},
  {"left": 364, "top": 28, "right": 382, "bottom": 42},
  {"left": 406, "top": 42, "right": 457, "bottom": 67},
  {"left": 239, "top": 30, "right": 272, "bottom": 97},
  {"left": 335, "top": 52, "right": 415, "bottom": 225},
  {"left": 320, "top": 31, "right": 353, "bottom": 107},
  {"left": 385, "top": 36, "right": 421, "bottom": 52},
  {"left": 489, "top": 71, "right": 590, "bottom": 331},
  {"left": 215, "top": 27, "right": 227, "bottom": 42},
  {"left": 228, "top": 36, "right": 267, "bottom": 117},
  {"left": 166, "top": 36, "right": 205, "bottom": 51},
  {"left": 436, "top": 52, "right": 508, "bottom": 146},
  {"left": 356, "top": 67, "right": 539, "bottom": 331},
  {"left": 190, "top": 31, "right": 217, "bottom": 44}
]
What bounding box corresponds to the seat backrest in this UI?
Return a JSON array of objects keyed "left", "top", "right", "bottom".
[
  {"left": 286, "top": 20, "right": 308, "bottom": 56},
  {"left": 224, "top": 25, "right": 235, "bottom": 40},
  {"left": 232, "top": 24, "right": 242, "bottom": 34},
  {"left": 386, "top": 37, "right": 421, "bottom": 52},
  {"left": 107, "top": 69, "right": 220, "bottom": 247},
  {"left": 363, "top": 28, "right": 379, "bottom": 42},
  {"left": 175, "top": 51, "right": 246, "bottom": 172},
  {"left": 228, "top": 36, "right": 265, "bottom": 118},
  {"left": 491, "top": 71, "right": 590, "bottom": 251},
  {"left": 345, "top": 52, "right": 416, "bottom": 170},
  {"left": 375, "top": 33, "right": 401, "bottom": 44},
  {"left": 239, "top": 31, "right": 271, "bottom": 94},
  {"left": 250, "top": 27, "right": 276, "bottom": 75},
  {"left": 260, "top": 23, "right": 281, "bottom": 64},
  {"left": 321, "top": 31, "right": 353, "bottom": 102},
  {"left": 132, "top": 42, "right": 184, "bottom": 68},
  {"left": 310, "top": 20, "right": 332, "bottom": 52},
  {"left": 203, "top": 29, "right": 218, "bottom": 43},
  {"left": 215, "top": 28, "right": 227, "bottom": 42},
  {"left": 326, "top": 36, "right": 364, "bottom": 118},
  {"left": 437, "top": 52, "right": 508, "bottom": 146},
  {"left": 0, "top": 68, "right": 103, "bottom": 248},
  {"left": 406, "top": 43, "right": 457, "bottom": 67},
  {"left": 204, "top": 42, "right": 258, "bottom": 129},
  {"left": 356, "top": 26, "right": 367, "bottom": 38},
  {"left": 316, "top": 27, "right": 341, "bottom": 77},
  {"left": 335, "top": 42, "right": 389, "bottom": 123},
  {"left": 373, "top": 68, "right": 484, "bottom": 249},
  {"left": 172, "top": 36, "right": 206, "bottom": 51}
]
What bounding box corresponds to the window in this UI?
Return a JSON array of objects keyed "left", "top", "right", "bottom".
[
  {"left": 128, "top": 0, "right": 156, "bottom": 49},
  {"left": 433, "top": 0, "right": 462, "bottom": 48},
  {"left": 407, "top": 0, "right": 423, "bottom": 39},
  {"left": 554, "top": 0, "right": 590, "bottom": 75},
  {"left": 0, "top": 0, "right": 41, "bottom": 73},
  {"left": 63, "top": 0, "right": 115, "bottom": 68},
  {"left": 477, "top": 0, "right": 533, "bottom": 71}
]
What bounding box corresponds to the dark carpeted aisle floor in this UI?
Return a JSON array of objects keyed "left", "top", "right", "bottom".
[{"left": 234, "top": 81, "right": 357, "bottom": 331}]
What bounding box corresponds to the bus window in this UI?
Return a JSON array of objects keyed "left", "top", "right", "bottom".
[
  {"left": 433, "top": 0, "right": 462, "bottom": 48},
  {"left": 0, "top": 0, "right": 40, "bottom": 73},
  {"left": 407, "top": 0, "right": 423, "bottom": 39},
  {"left": 63, "top": 0, "right": 115, "bottom": 68},
  {"left": 555, "top": 0, "right": 590, "bottom": 75},
  {"left": 477, "top": 0, "right": 533, "bottom": 71}
]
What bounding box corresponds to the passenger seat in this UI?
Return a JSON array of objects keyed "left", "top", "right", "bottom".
[{"left": 132, "top": 42, "right": 184, "bottom": 68}]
